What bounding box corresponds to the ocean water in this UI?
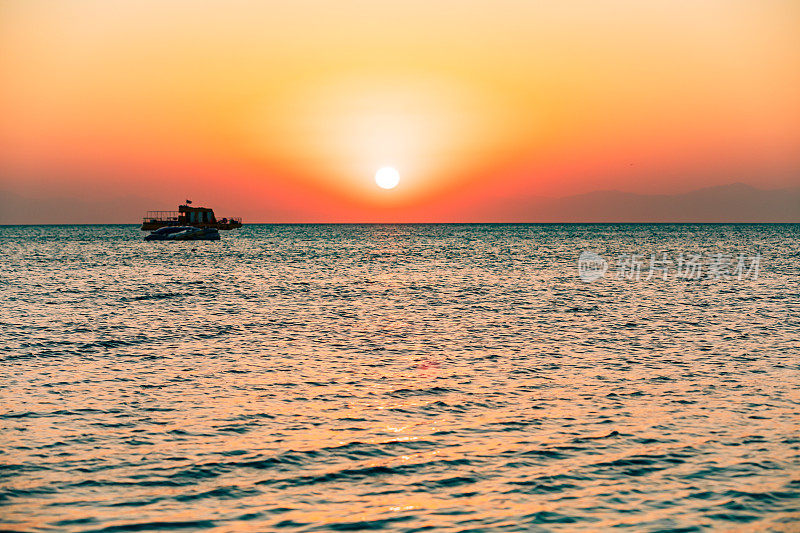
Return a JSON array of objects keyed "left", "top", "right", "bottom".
[{"left": 1, "top": 224, "right": 798, "bottom": 532}]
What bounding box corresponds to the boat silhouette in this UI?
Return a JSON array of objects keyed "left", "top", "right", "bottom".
[{"left": 141, "top": 202, "right": 242, "bottom": 231}]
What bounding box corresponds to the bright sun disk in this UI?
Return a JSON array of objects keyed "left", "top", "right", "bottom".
[{"left": 375, "top": 167, "right": 400, "bottom": 189}]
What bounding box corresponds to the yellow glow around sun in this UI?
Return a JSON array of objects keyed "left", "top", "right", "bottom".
[
  {"left": 375, "top": 167, "right": 400, "bottom": 189},
  {"left": 246, "top": 72, "right": 528, "bottom": 201}
]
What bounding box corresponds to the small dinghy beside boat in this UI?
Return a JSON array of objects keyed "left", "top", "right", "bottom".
[{"left": 144, "top": 226, "right": 220, "bottom": 241}]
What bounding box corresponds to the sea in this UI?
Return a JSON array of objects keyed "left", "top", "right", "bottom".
[{"left": 1, "top": 224, "right": 798, "bottom": 532}]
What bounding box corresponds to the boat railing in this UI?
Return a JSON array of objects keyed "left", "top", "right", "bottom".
[
  {"left": 143, "top": 212, "right": 241, "bottom": 224},
  {"left": 143, "top": 211, "right": 181, "bottom": 223}
]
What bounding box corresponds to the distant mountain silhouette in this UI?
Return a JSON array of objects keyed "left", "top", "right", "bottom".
[
  {"left": 0, "top": 183, "right": 798, "bottom": 223},
  {"left": 476, "top": 183, "right": 800, "bottom": 222}
]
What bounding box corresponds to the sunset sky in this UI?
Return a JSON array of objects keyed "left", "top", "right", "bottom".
[{"left": 1, "top": 0, "right": 799, "bottom": 222}]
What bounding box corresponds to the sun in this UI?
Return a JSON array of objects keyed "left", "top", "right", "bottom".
[{"left": 375, "top": 167, "right": 400, "bottom": 189}]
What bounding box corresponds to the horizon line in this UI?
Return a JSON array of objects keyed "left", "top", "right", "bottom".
[{"left": 3, "top": 221, "right": 800, "bottom": 227}]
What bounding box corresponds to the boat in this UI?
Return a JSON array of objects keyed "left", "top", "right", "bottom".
[
  {"left": 144, "top": 226, "right": 220, "bottom": 241},
  {"left": 141, "top": 201, "right": 242, "bottom": 231}
]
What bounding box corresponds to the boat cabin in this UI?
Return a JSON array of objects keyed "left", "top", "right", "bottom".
[{"left": 180, "top": 205, "right": 216, "bottom": 225}]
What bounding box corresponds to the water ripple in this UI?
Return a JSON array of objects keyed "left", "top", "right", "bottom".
[{"left": 1, "top": 224, "right": 799, "bottom": 531}]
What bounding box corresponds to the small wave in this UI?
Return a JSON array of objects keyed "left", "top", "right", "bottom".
[
  {"left": 574, "top": 430, "right": 620, "bottom": 441},
  {"left": 321, "top": 516, "right": 415, "bottom": 531},
  {"left": 385, "top": 386, "right": 457, "bottom": 397},
  {"left": 86, "top": 520, "right": 216, "bottom": 532},
  {"left": 174, "top": 486, "right": 261, "bottom": 502},
  {"left": 261, "top": 458, "right": 473, "bottom": 489},
  {"left": 121, "top": 292, "right": 186, "bottom": 302}
]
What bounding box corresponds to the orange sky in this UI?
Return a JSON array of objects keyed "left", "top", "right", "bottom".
[{"left": 1, "top": 0, "right": 799, "bottom": 221}]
